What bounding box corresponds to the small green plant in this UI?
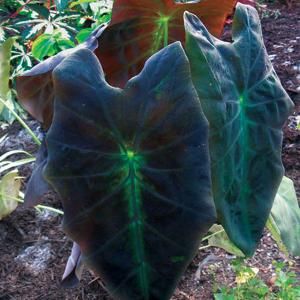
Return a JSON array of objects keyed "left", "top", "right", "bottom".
[
  {"left": 214, "top": 260, "right": 300, "bottom": 300},
  {"left": 273, "top": 261, "right": 300, "bottom": 300}
]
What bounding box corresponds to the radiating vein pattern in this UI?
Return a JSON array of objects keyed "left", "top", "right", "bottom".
[
  {"left": 185, "top": 4, "right": 294, "bottom": 255},
  {"left": 44, "top": 43, "right": 216, "bottom": 300}
]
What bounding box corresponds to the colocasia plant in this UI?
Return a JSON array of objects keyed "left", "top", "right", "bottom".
[{"left": 16, "top": 1, "right": 293, "bottom": 300}]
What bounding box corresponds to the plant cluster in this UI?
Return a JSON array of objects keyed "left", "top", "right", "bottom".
[{"left": 0, "top": 1, "right": 299, "bottom": 300}]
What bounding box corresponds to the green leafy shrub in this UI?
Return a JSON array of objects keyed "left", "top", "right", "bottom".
[{"left": 0, "top": 0, "right": 113, "bottom": 122}]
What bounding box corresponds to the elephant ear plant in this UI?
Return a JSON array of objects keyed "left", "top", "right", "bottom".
[
  {"left": 16, "top": 3, "right": 294, "bottom": 300},
  {"left": 184, "top": 4, "right": 294, "bottom": 255},
  {"left": 33, "top": 43, "right": 216, "bottom": 299}
]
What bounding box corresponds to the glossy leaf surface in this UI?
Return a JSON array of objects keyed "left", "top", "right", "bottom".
[
  {"left": 270, "top": 176, "right": 300, "bottom": 256},
  {"left": 96, "top": 0, "right": 236, "bottom": 88},
  {"left": 109, "top": 0, "right": 236, "bottom": 37},
  {"left": 44, "top": 43, "right": 216, "bottom": 299},
  {"left": 184, "top": 4, "right": 294, "bottom": 255}
]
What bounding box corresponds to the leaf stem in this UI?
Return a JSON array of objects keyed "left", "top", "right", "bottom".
[
  {"left": 199, "top": 244, "right": 212, "bottom": 250},
  {"left": 35, "top": 204, "right": 64, "bottom": 215}
]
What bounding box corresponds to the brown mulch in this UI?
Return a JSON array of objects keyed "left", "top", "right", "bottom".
[{"left": 0, "top": 3, "right": 299, "bottom": 300}]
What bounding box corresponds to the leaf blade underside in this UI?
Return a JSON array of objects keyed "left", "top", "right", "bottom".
[
  {"left": 184, "top": 4, "right": 294, "bottom": 255},
  {"left": 95, "top": 0, "right": 237, "bottom": 88},
  {"left": 44, "top": 43, "right": 216, "bottom": 300}
]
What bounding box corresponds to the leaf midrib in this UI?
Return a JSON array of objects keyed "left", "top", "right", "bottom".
[{"left": 127, "top": 158, "right": 149, "bottom": 298}]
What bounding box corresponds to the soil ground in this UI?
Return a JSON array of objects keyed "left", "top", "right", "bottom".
[{"left": 0, "top": 3, "right": 299, "bottom": 300}]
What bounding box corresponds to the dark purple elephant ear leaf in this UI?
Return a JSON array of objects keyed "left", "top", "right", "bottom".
[
  {"left": 184, "top": 4, "right": 294, "bottom": 255},
  {"left": 43, "top": 43, "right": 216, "bottom": 299}
]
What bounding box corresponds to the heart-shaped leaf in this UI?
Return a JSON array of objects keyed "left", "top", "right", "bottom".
[
  {"left": 109, "top": 0, "right": 236, "bottom": 37},
  {"left": 43, "top": 42, "right": 216, "bottom": 299},
  {"left": 184, "top": 4, "right": 294, "bottom": 255}
]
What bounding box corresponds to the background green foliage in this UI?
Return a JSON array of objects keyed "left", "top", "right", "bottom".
[{"left": 0, "top": 0, "right": 112, "bottom": 122}]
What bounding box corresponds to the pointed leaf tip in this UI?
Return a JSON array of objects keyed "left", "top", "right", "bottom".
[{"left": 232, "top": 2, "right": 262, "bottom": 41}]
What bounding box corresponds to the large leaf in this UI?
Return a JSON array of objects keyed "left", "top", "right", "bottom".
[
  {"left": 0, "top": 171, "right": 21, "bottom": 220},
  {"left": 16, "top": 0, "right": 236, "bottom": 128},
  {"left": 184, "top": 4, "right": 294, "bottom": 255},
  {"left": 96, "top": 0, "right": 237, "bottom": 88},
  {"left": 42, "top": 43, "right": 216, "bottom": 299},
  {"left": 270, "top": 176, "right": 300, "bottom": 256},
  {"left": 0, "top": 37, "right": 15, "bottom": 112}
]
